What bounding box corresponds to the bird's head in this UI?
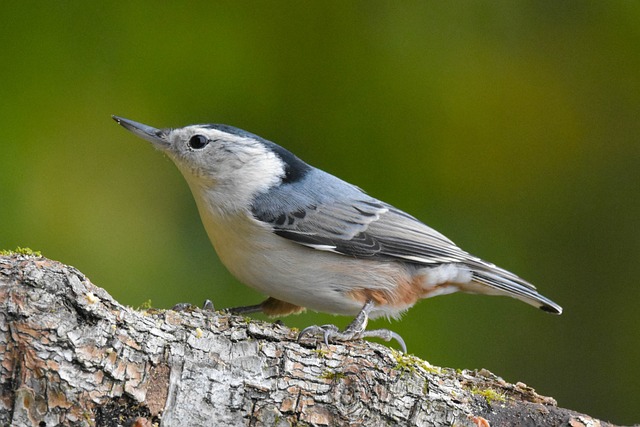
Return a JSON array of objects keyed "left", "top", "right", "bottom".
[{"left": 113, "top": 116, "right": 310, "bottom": 214}]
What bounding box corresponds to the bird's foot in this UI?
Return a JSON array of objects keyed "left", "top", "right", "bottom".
[
  {"left": 297, "top": 300, "right": 407, "bottom": 352},
  {"left": 172, "top": 299, "right": 215, "bottom": 313},
  {"left": 297, "top": 323, "right": 407, "bottom": 353},
  {"left": 297, "top": 324, "right": 340, "bottom": 346}
]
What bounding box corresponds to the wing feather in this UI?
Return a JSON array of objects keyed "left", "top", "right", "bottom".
[{"left": 251, "top": 169, "right": 479, "bottom": 267}]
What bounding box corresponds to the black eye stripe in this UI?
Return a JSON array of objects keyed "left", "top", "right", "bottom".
[{"left": 188, "top": 134, "right": 209, "bottom": 150}]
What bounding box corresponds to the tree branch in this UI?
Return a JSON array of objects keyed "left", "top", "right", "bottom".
[{"left": 0, "top": 254, "right": 614, "bottom": 426}]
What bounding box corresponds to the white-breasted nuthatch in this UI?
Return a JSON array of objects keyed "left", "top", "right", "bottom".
[{"left": 113, "top": 116, "right": 562, "bottom": 352}]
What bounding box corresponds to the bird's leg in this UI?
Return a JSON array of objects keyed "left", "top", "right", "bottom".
[
  {"left": 227, "top": 297, "right": 306, "bottom": 316},
  {"left": 225, "top": 302, "right": 264, "bottom": 315},
  {"left": 175, "top": 297, "right": 305, "bottom": 317},
  {"left": 170, "top": 300, "right": 261, "bottom": 315},
  {"left": 298, "top": 300, "right": 407, "bottom": 353},
  {"left": 172, "top": 299, "right": 216, "bottom": 312}
]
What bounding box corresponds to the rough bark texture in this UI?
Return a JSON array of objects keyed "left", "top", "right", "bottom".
[{"left": 0, "top": 254, "right": 617, "bottom": 427}]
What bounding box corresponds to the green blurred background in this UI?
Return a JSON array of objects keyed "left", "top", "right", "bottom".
[{"left": 1, "top": 2, "right": 638, "bottom": 424}]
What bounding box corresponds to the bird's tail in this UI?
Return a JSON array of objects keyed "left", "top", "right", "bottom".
[{"left": 469, "top": 265, "right": 562, "bottom": 314}]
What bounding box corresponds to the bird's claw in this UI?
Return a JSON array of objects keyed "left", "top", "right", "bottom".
[
  {"left": 172, "top": 299, "right": 215, "bottom": 313},
  {"left": 298, "top": 324, "right": 340, "bottom": 346},
  {"left": 201, "top": 299, "right": 215, "bottom": 312},
  {"left": 360, "top": 329, "right": 407, "bottom": 354},
  {"left": 297, "top": 324, "right": 407, "bottom": 353},
  {"left": 171, "top": 302, "right": 195, "bottom": 312}
]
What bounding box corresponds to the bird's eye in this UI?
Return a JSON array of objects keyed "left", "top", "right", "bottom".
[{"left": 188, "top": 134, "right": 209, "bottom": 150}]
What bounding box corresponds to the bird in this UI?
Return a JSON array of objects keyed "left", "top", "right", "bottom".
[{"left": 113, "top": 115, "right": 562, "bottom": 352}]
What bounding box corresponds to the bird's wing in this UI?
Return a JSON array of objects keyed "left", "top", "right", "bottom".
[
  {"left": 251, "top": 170, "right": 561, "bottom": 314},
  {"left": 251, "top": 169, "right": 477, "bottom": 265}
]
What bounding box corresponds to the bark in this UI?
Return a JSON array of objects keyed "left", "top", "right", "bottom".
[{"left": 0, "top": 254, "right": 616, "bottom": 427}]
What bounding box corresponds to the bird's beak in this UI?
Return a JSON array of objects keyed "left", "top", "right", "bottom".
[{"left": 112, "top": 115, "right": 169, "bottom": 149}]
